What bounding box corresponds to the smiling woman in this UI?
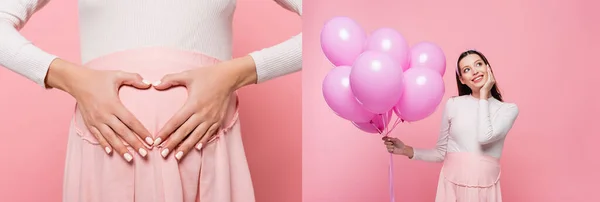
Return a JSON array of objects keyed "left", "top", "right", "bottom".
[
  {"left": 456, "top": 50, "right": 504, "bottom": 102},
  {"left": 303, "top": 0, "right": 599, "bottom": 201},
  {"left": 383, "top": 49, "right": 519, "bottom": 201}
]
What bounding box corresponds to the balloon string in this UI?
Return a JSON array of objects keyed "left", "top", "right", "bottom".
[
  {"left": 374, "top": 115, "right": 401, "bottom": 136},
  {"left": 384, "top": 117, "right": 402, "bottom": 136},
  {"left": 381, "top": 113, "right": 396, "bottom": 202},
  {"left": 389, "top": 152, "right": 395, "bottom": 202},
  {"left": 370, "top": 113, "right": 401, "bottom": 202}
]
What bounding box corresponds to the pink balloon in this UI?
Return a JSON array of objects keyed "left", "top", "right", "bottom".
[
  {"left": 350, "top": 51, "right": 405, "bottom": 114},
  {"left": 322, "top": 66, "right": 375, "bottom": 122},
  {"left": 352, "top": 110, "right": 394, "bottom": 134},
  {"left": 320, "top": 17, "right": 367, "bottom": 66},
  {"left": 364, "top": 28, "right": 410, "bottom": 71},
  {"left": 394, "top": 68, "right": 445, "bottom": 122},
  {"left": 409, "top": 42, "right": 446, "bottom": 76}
]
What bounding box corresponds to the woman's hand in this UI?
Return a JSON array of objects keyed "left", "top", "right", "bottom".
[
  {"left": 480, "top": 65, "right": 496, "bottom": 98},
  {"left": 382, "top": 136, "right": 406, "bottom": 155},
  {"left": 152, "top": 56, "right": 257, "bottom": 161},
  {"left": 46, "top": 59, "right": 154, "bottom": 162}
]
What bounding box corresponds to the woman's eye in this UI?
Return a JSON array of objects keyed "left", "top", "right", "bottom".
[
  {"left": 476, "top": 63, "right": 482, "bottom": 67},
  {"left": 463, "top": 68, "right": 470, "bottom": 73}
]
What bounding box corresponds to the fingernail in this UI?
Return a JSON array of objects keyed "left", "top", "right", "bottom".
[
  {"left": 175, "top": 151, "right": 183, "bottom": 160},
  {"left": 153, "top": 138, "right": 162, "bottom": 146},
  {"left": 161, "top": 148, "right": 169, "bottom": 158},
  {"left": 139, "top": 148, "right": 147, "bottom": 157},
  {"left": 142, "top": 80, "right": 152, "bottom": 85},
  {"left": 145, "top": 137, "right": 154, "bottom": 145},
  {"left": 195, "top": 143, "right": 203, "bottom": 150},
  {"left": 124, "top": 153, "right": 133, "bottom": 162},
  {"left": 152, "top": 80, "right": 161, "bottom": 86},
  {"left": 105, "top": 147, "right": 112, "bottom": 154}
]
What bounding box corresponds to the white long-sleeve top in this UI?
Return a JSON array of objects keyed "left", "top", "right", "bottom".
[
  {"left": 412, "top": 95, "right": 520, "bottom": 162},
  {"left": 0, "top": 0, "right": 302, "bottom": 87}
]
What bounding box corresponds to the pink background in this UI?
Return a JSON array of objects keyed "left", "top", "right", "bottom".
[
  {"left": 0, "top": 0, "right": 301, "bottom": 202},
  {"left": 303, "top": 0, "right": 599, "bottom": 202}
]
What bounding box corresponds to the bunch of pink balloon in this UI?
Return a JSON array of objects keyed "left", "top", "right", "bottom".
[{"left": 321, "top": 16, "right": 447, "bottom": 134}]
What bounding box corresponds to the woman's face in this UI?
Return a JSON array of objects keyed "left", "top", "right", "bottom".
[{"left": 458, "top": 54, "right": 490, "bottom": 91}]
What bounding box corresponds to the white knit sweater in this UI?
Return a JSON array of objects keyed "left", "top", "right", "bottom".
[
  {"left": 412, "top": 95, "right": 519, "bottom": 162},
  {"left": 0, "top": 0, "right": 302, "bottom": 87}
]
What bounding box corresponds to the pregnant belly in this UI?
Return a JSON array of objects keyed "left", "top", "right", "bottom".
[{"left": 72, "top": 47, "right": 238, "bottom": 146}]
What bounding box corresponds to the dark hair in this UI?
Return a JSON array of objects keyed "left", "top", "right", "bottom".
[{"left": 455, "top": 50, "right": 503, "bottom": 102}]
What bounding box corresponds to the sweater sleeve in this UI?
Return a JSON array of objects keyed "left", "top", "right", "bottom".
[
  {"left": 0, "top": 0, "right": 58, "bottom": 88},
  {"left": 248, "top": 0, "right": 302, "bottom": 83},
  {"left": 411, "top": 98, "right": 454, "bottom": 162},
  {"left": 477, "top": 100, "right": 519, "bottom": 144}
]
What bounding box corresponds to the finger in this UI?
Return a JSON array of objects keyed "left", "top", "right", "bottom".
[
  {"left": 154, "top": 103, "right": 195, "bottom": 146},
  {"left": 112, "top": 105, "right": 154, "bottom": 147},
  {"left": 153, "top": 72, "right": 189, "bottom": 90},
  {"left": 106, "top": 115, "right": 148, "bottom": 158},
  {"left": 195, "top": 123, "right": 220, "bottom": 151},
  {"left": 97, "top": 124, "right": 133, "bottom": 162},
  {"left": 384, "top": 141, "right": 394, "bottom": 145},
  {"left": 488, "top": 69, "right": 495, "bottom": 82},
  {"left": 117, "top": 71, "right": 151, "bottom": 89},
  {"left": 89, "top": 126, "right": 112, "bottom": 154},
  {"left": 160, "top": 115, "right": 203, "bottom": 158},
  {"left": 174, "top": 122, "right": 214, "bottom": 161}
]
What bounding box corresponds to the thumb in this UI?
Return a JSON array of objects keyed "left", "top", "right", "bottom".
[
  {"left": 117, "top": 71, "right": 151, "bottom": 89},
  {"left": 153, "top": 72, "right": 189, "bottom": 90}
]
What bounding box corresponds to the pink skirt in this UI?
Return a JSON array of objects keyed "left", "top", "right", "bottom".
[
  {"left": 62, "top": 48, "right": 255, "bottom": 202},
  {"left": 435, "top": 152, "right": 502, "bottom": 202}
]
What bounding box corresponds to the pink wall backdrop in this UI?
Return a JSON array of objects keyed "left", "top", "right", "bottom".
[
  {"left": 0, "top": 1, "right": 301, "bottom": 202},
  {"left": 303, "top": 0, "right": 600, "bottom": 201}
]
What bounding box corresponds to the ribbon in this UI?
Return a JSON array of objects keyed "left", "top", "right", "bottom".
[{"left": 373, "top": 114, "right": 402, "bottom": 202}]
